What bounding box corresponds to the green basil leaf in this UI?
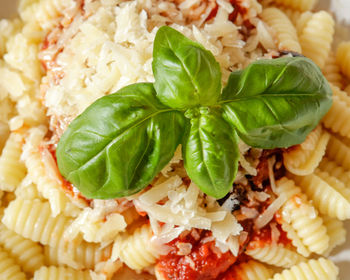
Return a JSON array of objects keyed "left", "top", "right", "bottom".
[
  {"left": 56, "top": 83, "right": 186, "bottom": 199},
  {"left": 183, "top": 109, "right": 239, "bottom": 198},
  {"left": 221, "top": 57, "right": 332, "bottom": 148},
  {"left": 152, "top": 26, "right": 221, "bottom": 109}
]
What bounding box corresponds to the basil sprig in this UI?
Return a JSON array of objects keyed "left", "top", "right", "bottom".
[{"left": 57, "top": 26, "right": 332, "bottom": 199}]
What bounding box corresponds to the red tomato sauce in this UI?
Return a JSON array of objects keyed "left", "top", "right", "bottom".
[{"left": 157, "top": 231, "right": 237, "bottom": 280}]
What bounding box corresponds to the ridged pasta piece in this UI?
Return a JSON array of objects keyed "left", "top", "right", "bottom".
[
  {"left": 290, "top": 173, "right": 350, "bottom": 220},
  {"left": 280, "top": 221, "right": 310, "bottom": 257},
  {"left": 246, "top": 244, "right": 306, "bottom": 268},
  {"left": 0, "top": 223, "right": 45, "bottom": 274},
  {"left": 315, "top": 169, "right": 350, "bottom": 201},
  {"left": 299, "top": 11, "right": 334, "bottom": 69},
  {"left": 270, "top": 0, "right": 316, "bottom": 11},
  {"left": 44, "top": 241, "right": 112, "bottom": 270},
  {"left": 15, "top": 180, "right": 42, "bottom": 200},
  {"left": 274, "top": 5, "right": 301, "bottom": 26},
  {"left": 112, "top": 224, "right": 159, "bottom": 271},
  {"left": 323, "top": 53, "right": 344, "bottom": 88},
  {"left": 2, "top": 198, "right": 73, "bottom": 248},
  {"left": 322, "top": 215, "right": 346, "bottom": 256},
  {"left": 23, "top": 127, "right": 81, "bottom": 217},
  {"left": 283, "top": 126, "right": 329, "bottom": 175},
  {"left": 261, "top": 8, "right": 301, "bottom": 53},
  {"left": 33, "top": 266, "right": 92, "bottom": 280},
  {"left": 336, "top": 41, "right": 350, "bottom": 79},
  {"left": 325, "top": 133, "right": 350, "bottom": 169},
  {"left": 318, "top": 157, "right": 350, "bottom": 187},
  {"left": 0, "top": 248, "right": 26, "bottom": 280},
  {"left": 0, "top": 132, "right": 27, "bottom": 192},
  {"left": 276, "top": 178, "right": 329, "bottom": 254},
  {"left": 226, "top": 260, "right": 273, "bottom": 280},
  {"left": 268, "top": 257, "right": 339, "bottom": 280}
]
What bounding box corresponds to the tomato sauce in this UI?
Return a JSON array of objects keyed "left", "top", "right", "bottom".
[{"left": 157, "top": 231, "right": 237, "bottom": 280}]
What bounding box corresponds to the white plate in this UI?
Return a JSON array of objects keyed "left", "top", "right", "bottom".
[{"left": 0, "top": 0, "right": 349, "bottom": 278}]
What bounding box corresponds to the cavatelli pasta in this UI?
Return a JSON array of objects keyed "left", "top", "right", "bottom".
[
  {"left": 290, "top": 173, "right": 350, "bottom": 220},
  {"left": 323, "top": 53, "right": 344, "bottom": 89},
  {"left": 270, "top": 0, "right": 317, "bottom": 12},
  {"left": 0, "top": 223, "right": 45, "bottom": 274},
  {"left": 33, "top": 266, "right": 92, "bottom": 280},
  {"left": 276, "top": 178, "right": 329, "bottom": 255},
  {"left": 43, "top": 241, "right": 112, "bottom": 270},
  {"left": 322, "top": 215, "right": 346, "bottom": 256},
  {"left": 268, "top": 257, "right": 338, "bottom": 280},
  {"left": 325, "top": 133, "right": 350, "bottom": 169},
  {"left": 299, "top": 11, "right": 334, "bottom": 69},
  {"left": 273, "top": 5, "right": 301, "bottom": 26},
  {"left": 246, "top": 244, "right": 306, "bottom": 268},
  {"left": 260, "top": 7, "right": 301, "bottom": 53},
  {"left": 336, "top": 41, "right": 350, "bottom": 79},
  {"left": 318, "top": 157, "right": 350, "bottom": 187},
  {"left": 323, "top": 85, "right": 350, "bottom": 138},
  {"left": 280, "top": 221, "right": 310, "bottom": 257},
  {"left": 2, "top": 197, "right": 73, "bottom": 248},
  {"left": 112, "top": 224, "right": 159, "bottom": 271},
  {"left": 283, "top": 125, "right": 329, "bottom": 176},
  {"left": 23, "top": 126, "right": 81, "bottom": 217},
  {"left": 14, "top": 180, "right": 42, "bottom": 200},
  {"left": 0, "top": 132, "right": 27, "bottom": 192},
  {"left": 0, "top": 248, "right": 26, "bottom": 280},
  {"left": 224, "top": 260, "right": 273, "bottom": 280}
]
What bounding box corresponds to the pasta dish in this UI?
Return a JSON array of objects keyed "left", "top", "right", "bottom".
[{"left": 0, "top": 0, "right": 350, "bottom": 279}]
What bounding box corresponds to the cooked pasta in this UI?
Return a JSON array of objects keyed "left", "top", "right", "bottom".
[
  {"left": 299, "top": 11, "right": 334, "bottom": 69},
  {"left": 323, "top": 53, "right": 344, "bottom": 89},
  {"left": 0, "top": 223, "right": 45, "bottom": 274},
  {"left": 33, "top": 266, "right": 92, "bottom": 280},
  {"left": 270, "top": 0, "right": 316, "bottom": 12},
  {"left": 0, "top": 0, "right": 349, "bottom": 279},
  {"left": 290, "top": 173, "right": 350, "bottom": 220},
  {"left": 246, "top": 244, "right": 306, "bottom": 268},
  {"left": 43, "top": 240, "right": 112, "bottom": 270},
  {"left": 318, "top": 157, "right": 350, "bottom": 187},
  {"left": 322, "top": 215, "right": 346, "bottom": 256},
  {"left": 0, "top": 132, "right": 27, "bottom": 192},
  {"left": 325, "top": 133, "right": 350, "bottom": 169},
  {"left": 0, "top": 248, "right": 26, "bottom": 280},
  {"left": 268, "top": 258, "right": 338, "bottom": 280},
  {"left": 23, "top": 126, "right": 81, "bottom": 217},
  {"left": 225, "top": 260, "right": 273, "bottom": 280},
  {"left": 276, "top": 178, "right": 329, "bottom": 255},
  {"left": 112, "top": 224, "right": 158, "bottom": 271},
  {"left": 283, "top": 125, "right": 329, "bottom": 176},
  {"left": 336, "top": 41, "right": 350, "bottom": 79},
  {"left": 261, "top": 7, "right": 301, "bottom": 53},
  {"left": 2, "top": 198, "right": 73, "bottom": 248}
]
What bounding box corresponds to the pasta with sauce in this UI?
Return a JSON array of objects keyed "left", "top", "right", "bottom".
[{"left": 0, "top": 0, "right": 349, "bottom": 279}]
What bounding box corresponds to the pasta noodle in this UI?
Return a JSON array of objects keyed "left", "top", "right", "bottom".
[
  {"left": 299, "top": 11, "right": 334, "bottom": 69},
  {"left": 261, "top": 7, "right": 301, "bottom": 53},
  {"left": 322, "top": 215, "right": 346, "bottom": 256},
  {"left": 246, "top": 244, "right": 306, "bottom": 268},
  {"left": 0, "top": 223, "right": 45, "bottom": 274},
  {"left": 323, "top": 53, "right": 344, "bottom": 89},
  {"left": 112, "top": 224, "right": 158, "bottom": 271},
  {"left": 33, "top": 266, "right": 92, "bottom": 280},
  {"left": 0, "top": 132, "right": 26, "bottom": 192},
  {"left": 270, "top": 0, "right": 316, "bottom": 12},
  {"left": 0, "top": 248, "right": 26, "bottom": 280},
  {"left": 318, "top": 157, "right": 350, "bottom": 187},
  {"left": 283, "top": 125, "right": 329, "bottom": 176},
  {"left": 276, "top": 178, "right": 329, "bottom": 255},
  {"left": 2, "top": 197, "right": 73, "bottom": 248},
  {"left": 325, "top": 133, "right": 350, "bottom": 169},
  {"left": 336, "top": 41, "right": 350, "bottom": 79},
  {"left": 268, "top": 257, "right": 338, "bottom": 280},
  {"left": 289, "top": 173, "right": 350, "bottom": 220},
  {"left": 223, "top": 260, "right": 273, "bottom": 280}
]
